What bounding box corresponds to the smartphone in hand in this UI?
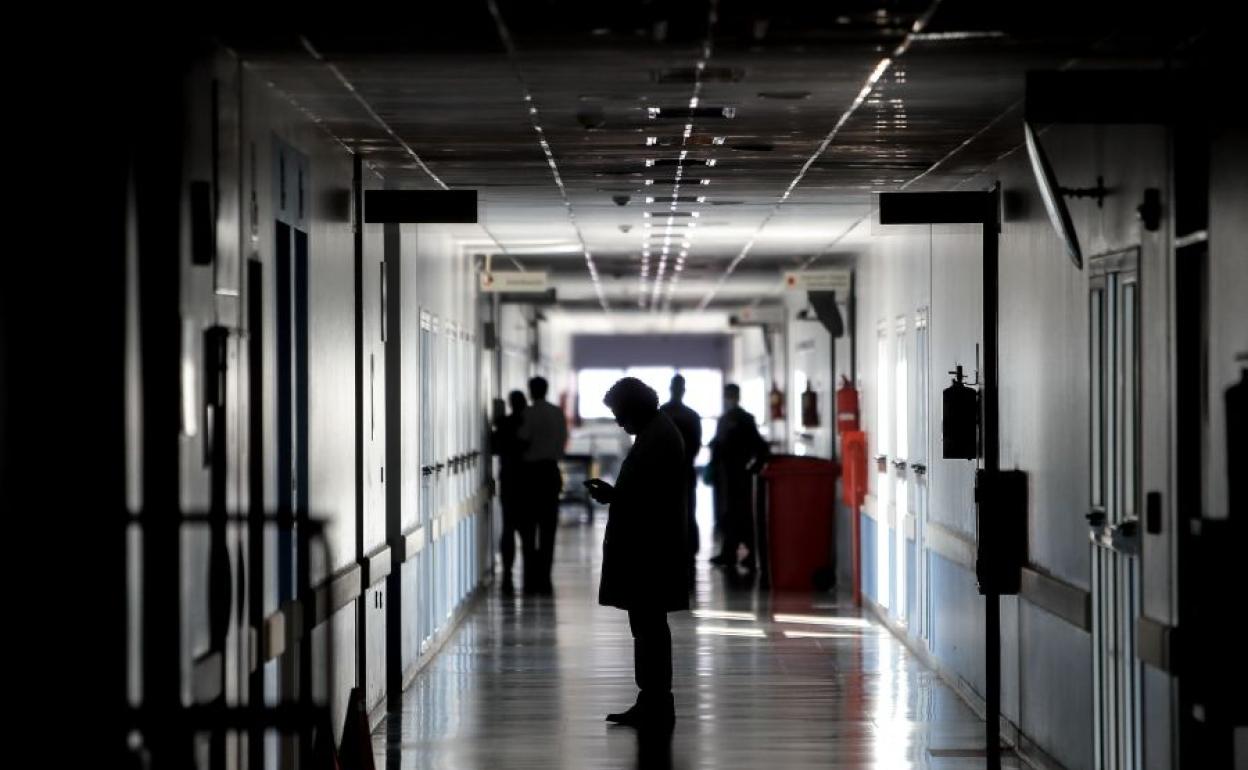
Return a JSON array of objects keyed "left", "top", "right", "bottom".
[{"left": 583, "top": 478, "right": 613, "bottom": 504}]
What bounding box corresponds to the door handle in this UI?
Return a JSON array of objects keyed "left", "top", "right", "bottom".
[
  {"left": 1111, "top": 518, "right": 1141, "bottom": 555},
  {"left": 911, "top": 463, "right": 927, "bottom": 476},
  {"left": 892, "top": 459, "right": 908, "bottom": 472}
]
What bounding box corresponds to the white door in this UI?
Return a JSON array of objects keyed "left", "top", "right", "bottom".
[
  {"left": 913, "top": 308, "right": 931, "bottom": 642},
  {"left": 419, "top": 312, "right": 436, "bottom": 650},
  {"left": 893, "top": 316, "right": 909, "bottom": 620},
  {"left": 875, "top": 324, "right": 891, "bottom": 610},
  {"left": 1089, "top": 248, "right": 1143, "bottom": 770}
]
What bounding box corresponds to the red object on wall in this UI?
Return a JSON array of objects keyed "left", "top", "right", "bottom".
[
  {"left": 759, "top": 456, "right": 838, "bottom": 591},
  {"left": 840, "top": 430, "right": 867, "bottom": 508},
  {"left": 841, "top": 430, "right": 868, "bottom": 606},
  {"left": 769, "top": 382, "right": 785, "bottom": 421},
  {"left": 836, "top": 376, "right": 859, "bottom": 434}
]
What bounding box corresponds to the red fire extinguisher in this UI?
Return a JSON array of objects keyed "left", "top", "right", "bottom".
[{"left": 836, "top": 376, "right": 859, "bottom": 434}]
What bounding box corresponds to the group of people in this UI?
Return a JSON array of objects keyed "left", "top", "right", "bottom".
[
  {"left": 491, "top": 372, "right": 770, "bottom": 730},
  {"left": 652, "top": 376, "right": 771, "bottom": 575},
  {"left": 490, "top": 376, "right": 568, "bottom": 596}
]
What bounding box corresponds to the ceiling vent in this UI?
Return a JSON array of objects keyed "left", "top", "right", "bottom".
[
  {"left": 645, "top": 158, "right": 716, "bottom": 168},
  {"left": 758, "top": 90, "right": 811, "bottom": 100},
  {"left": 648, "top": 106, "right": 737, "bottom": 119},
  {"left": 648, "top": 195, "right": 703, "bottom": 203},
  {"left": 653, "top": 66, "right": 744, "bottom": 83}
]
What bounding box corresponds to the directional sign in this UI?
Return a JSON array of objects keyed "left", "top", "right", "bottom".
[
  {"left": 783, "top": 269, "right": 850, "bottom": 293},
  {"left": 479, "top": 270, "right": 549, "bottom": 292}
]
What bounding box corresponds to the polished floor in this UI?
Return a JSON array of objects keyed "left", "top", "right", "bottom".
[{"left": 373, "top": 485, "right": 1018, "bottom": 769}]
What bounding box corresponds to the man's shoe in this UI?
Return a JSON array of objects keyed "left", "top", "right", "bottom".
[
  {"left": 606, "top": 703, "right": 642, "bottom": 724},
  {"left": 608, "top": 696, "right": 675, "bottom": 729}
]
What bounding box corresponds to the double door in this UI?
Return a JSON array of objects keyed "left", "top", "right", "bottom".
[{"left": 1088, "top": 248, "right": 1143, "bottom": 770}]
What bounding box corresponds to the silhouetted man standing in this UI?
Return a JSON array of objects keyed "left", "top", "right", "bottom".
[
  {"left": 518, "top": 376, "right": 568, "bottom": 594},
  {"left": 586, "top": 377, "right": 688, "bottom": 730},
  {"left": 708, "top": 383, "right": 768, "bottom": 570},
  {"left": 660, "top": 374, "right": 702, "bottom": 583},
  {"left": 490, "top": 390, "right": 528, "bottom": 596}
]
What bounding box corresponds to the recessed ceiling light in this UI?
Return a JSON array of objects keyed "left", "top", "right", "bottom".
[{"left": 758, "top": 91, "right": 811, "bottom": 100}]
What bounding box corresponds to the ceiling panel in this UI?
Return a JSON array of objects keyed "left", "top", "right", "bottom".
[{"left": 225, "top": 1, "right": 1209, "bottom": 313}]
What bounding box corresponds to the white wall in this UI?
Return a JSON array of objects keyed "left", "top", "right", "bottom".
[
  {"left": 150, "top": 46, "right": 496, "bottom": 765},
  {"left": 851, "top": 123, "right": 1177, "bottom": 770}
]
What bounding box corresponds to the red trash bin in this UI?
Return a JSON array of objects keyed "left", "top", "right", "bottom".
[{"left": 759, "top": 456, "right": 839, "bottom": 591}]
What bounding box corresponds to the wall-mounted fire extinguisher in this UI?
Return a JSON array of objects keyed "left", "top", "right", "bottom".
[
  {"left": 769, "top": 382, "right": 785, "bottom": 421},
  {"left": 801, "top": 380, "right": 820, "bottom": 428},
  {"left": 836, "top": 376, "right": 859, "bottom": 434}
]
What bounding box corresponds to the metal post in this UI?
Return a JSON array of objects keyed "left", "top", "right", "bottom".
[
  {"left": 247, "top": 259, "right": 266, "bottom": 770},
  {"left": 830, "top": 332, "right": 838, "bottom": 461},
  {"left": 384, "top": 222, "right": 404, "bottom": 711},
  {"left": 982, "top": 184, "right": 1002, "bottom": 770},
  {"left": 849, "top": 271, "right": 857, "bottom": 385},
  {"left": 352, "top": 154, "right": 368, "bottom": 693}
]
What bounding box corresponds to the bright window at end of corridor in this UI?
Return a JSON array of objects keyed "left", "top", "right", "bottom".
[
  {"left": 577, "top": 368, "right": 624, "bottom": 420},
  {"left": 626, "top": 366, "right": 677, "bottom": 403},
  {"left": 678, "top": 368, "right": 723, "bottom": 419},
  {"left": 741, "top": 377, "right": 766, "bottom": 435},
  {"left": 576, "top": 366, "right": 723, "bottom": 427}
]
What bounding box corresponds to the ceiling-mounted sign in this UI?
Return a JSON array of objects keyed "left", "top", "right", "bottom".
[
  {"left": 364, "top": 189, "right": 478, "bottom": 223},
  {"left": 479, "top": 270, "right": 549, "bottom": 293},
  {"left": 783, "top": 269, "right": 850, "bottom": 293}
]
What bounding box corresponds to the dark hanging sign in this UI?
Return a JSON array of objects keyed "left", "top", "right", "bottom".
[
  {"left": 364, "top": 190, "right": 478, "bottom": 224},
  {"left": 878, "top": 190, "right": 997, "bottom": 225}
]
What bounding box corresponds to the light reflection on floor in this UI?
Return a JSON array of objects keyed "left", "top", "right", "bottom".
[{"left": 373, "top": 482, "right": 1018, "bottom": 768}]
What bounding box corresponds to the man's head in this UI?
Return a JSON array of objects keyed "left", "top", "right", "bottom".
[
  {"left": 604, "top": 377, "right": 659, "bottom": 435},
  {"left": 529, "top": 376, "right": 549, "bottom": 402},
  {"left": 723, "top": 383, "right": 741, "bottom": 410},
  {"left": 508, "top": 389, "right": 527, "bottom": 414},
  {"left": 669, "top": 373, "right": 686, "bottom": 402}
]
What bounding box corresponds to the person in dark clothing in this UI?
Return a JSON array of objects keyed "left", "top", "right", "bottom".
[
  {"left": 708, "top": 383, "right": 768, "bottom": 570},
  {"left": 490, "top": 390, "right": 528, "bottom": 595},
  {"left": 585, "top": 377, "right": 688, "bottom": 730},
  {"left": 518, "top": 376, "right": 568, "bottom": 594},
  {"left": 659, "top": 374, "right": 702, "bottom": 585}
]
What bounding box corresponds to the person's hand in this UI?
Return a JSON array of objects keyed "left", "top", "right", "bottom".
[{"left": 584, "top": 478, "right": 614, "bottom": 505}]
